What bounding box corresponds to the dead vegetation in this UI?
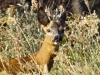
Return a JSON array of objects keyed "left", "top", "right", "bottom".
[{"left": 0, "top": 0, "right": 100, "bottom": 75}]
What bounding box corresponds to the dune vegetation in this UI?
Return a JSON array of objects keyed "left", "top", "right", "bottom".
[{"left": 0, "top": 1, "right": 100, "bottom": 75}]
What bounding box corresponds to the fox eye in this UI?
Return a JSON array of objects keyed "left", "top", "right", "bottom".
[{"left": 47, "top": 29, "right": 51, "bottom": 32}]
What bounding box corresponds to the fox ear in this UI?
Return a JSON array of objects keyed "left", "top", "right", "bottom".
[{"left": 37, "top": 7, "right": 50, "bottom": 26}]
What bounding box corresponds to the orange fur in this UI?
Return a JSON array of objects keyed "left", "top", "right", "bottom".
[
  {"left": 0, "top": 35, "right": 59, "bottom": 74},
  {"left": 0, "top": 7, "right": 64, "bottom": 75}
]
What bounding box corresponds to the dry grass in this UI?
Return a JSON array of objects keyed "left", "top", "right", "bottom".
[
  {"left": 50, "top": 12, "right": 100, "bottom": 75},
  {"left": 0, "top": 2, "right": 100, "bottom": 75}
]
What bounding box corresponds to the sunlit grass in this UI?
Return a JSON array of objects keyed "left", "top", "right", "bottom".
[{"left": 0, "top": 3, "right": 100, "bottom": 75}]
